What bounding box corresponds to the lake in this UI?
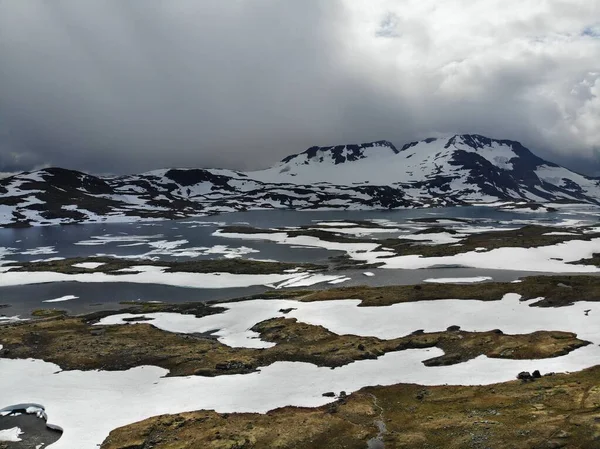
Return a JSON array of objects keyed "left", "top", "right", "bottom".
[{"left": 1, "top": 205, "right": 599, "bottom": 317}]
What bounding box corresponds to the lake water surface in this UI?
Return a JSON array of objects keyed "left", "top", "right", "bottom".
[{"left": 1, "top": 206, "right": 599, "bottom": 317}]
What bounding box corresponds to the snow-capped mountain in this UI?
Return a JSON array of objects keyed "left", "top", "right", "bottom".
[
  {"left": 1, "top": 134, "right": 599, "bottom": 226},
  {"left": 251, "top": 134, "right": 600, "bottom": 204}
]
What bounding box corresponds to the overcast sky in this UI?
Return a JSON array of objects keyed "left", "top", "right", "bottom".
[{"left": 1, "top": 1, "right": 599, "bottom": 175}]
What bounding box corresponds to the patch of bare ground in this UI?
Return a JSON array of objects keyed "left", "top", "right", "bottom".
[
  {"left": 0, "top": 312, "right": 587, "bottom": 377},
  {"left": 100, "top": 366, "right": 600, "bottom": 449},
  {"left": 219, "top": 224, "right": 600, "bottom": 259},
  {"left": 260, "top": 275, "right": 600, "bottom": 308}
]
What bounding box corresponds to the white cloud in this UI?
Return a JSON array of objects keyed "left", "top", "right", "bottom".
[
  {"left": 340, "top": 0, "right": 600, "bottom": 155},
  {"left": 0, "top": 1, "right": 598, "bottom": 173}
]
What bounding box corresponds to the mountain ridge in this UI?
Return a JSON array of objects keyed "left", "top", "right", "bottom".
[{"left": 1, "top": 134, "right": 599, "bottom": 227}]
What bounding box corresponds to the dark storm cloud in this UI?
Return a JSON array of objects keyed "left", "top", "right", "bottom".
[{"left": 0, "top": 1, "right": 599, "bottom": 174}]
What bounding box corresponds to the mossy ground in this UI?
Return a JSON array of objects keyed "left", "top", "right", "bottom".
[
  {"left": 2, "top": 274, "right": 600, "bottom": 448},
  {"left": 219, "top": 223, "right": 600, "bottom": 260},
  {"left": 0, "top": 311, "right": 584, "bottom": 377},
  {"left": 100, "top": 366, "right": 600, "bottom": 449},
  {"left": 253, "top": 275, "right": 600, "bottom": 308},
  {"left": 30, "top": 308, "right": 67, "bottom": 318}
]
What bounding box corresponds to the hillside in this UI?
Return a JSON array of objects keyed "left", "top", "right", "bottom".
[{"left": 1, "top": 134, "right": 598, "bottom": 226}]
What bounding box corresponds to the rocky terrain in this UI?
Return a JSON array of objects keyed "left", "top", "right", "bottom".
[
  {"left": 101, "top": 365, "right": 600, "bottom": 449},
  {"left": 2, "top": 134, "right": 599, "bottom": 227},
  {"left": 0, "top": 299, "right": 586, "bottom": 377},
  {"left": 2, "top": 275, "right": 600, "bottom": 448}
]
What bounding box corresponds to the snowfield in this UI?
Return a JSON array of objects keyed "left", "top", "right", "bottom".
[
  {"left": 96, "top": 294, "right": 599, "bottom": 348},
  {"left": 0, "top": 265, "right": 348, "bottom": 289},
  {"left": 0, "top": 427, "right": 23, "bottom": 442},
  {"left": 2, "top": 293, "right": 599, "bottom": 449}
]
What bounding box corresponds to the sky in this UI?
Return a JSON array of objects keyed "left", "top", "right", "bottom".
[{"left": 0, "top": 1, "right": 599, "bottom": 175}]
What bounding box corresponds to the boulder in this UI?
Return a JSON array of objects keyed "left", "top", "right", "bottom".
[{"left": 517, "top": 371, "right": 534, "bottom": 382}]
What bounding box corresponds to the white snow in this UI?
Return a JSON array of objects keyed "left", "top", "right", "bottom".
[
  {"left": 247, "top": 135, "right": 524, "bottom": 190},
  {"left": 77, "top": 233, "right": 259, "bottom": 260},
  {"left": 328, "top": 277, "right": 352, "bottom": 285},
  {"left": 424, "top": 277, "right": 493, "bottom": 284},
  {"left": 370, "top": 239, "right": 600, "bottom": 272},
  {"left": 43, "top": 295, "right": 78, "bottom": 303},
  {"left": 395, "top": 232, "right": 465, "bottom": 244},
  {"left": 97, "top": 294, "right": 599, "bottom": 349},
  {"left": 0, "top": 427, "right": 23, "bottom": 442},
  {"left": 216, "top": 229, "right": 600, "bottom": 273},
  {"left": 315, "top": 221, "right": 360, "bottom": 227},
  {"left": 214, "top": 230, "right": 384, "bottom": 257},
  {"left": 72, "top": 262, "right": 105, "bottom": 270},
  {"left": 0, "top": 316, "right": 27, "bottom": 324},
  {"left": 536, "top": 165, "right": 599, "bottom": 192},
  {"left": 271, "top": 273, "right": 351, "bottom": 289},
  {"left": 20, "top": 246, "right": 57, "bottom": 256},
  {"left": 5, "top": 291, "right": 597, "bottom": 448},
  {"left": 309, "top": 226, "right": 401, "bottom": 236},
  {"left": 75, "top": 234, "right": 164, "bottom": 246},
  {"left": 0, "top": 267, "right": 345, "bottom": 290},
  {"left": 30, "top": 257, "right": 66, "bottom": 263}
]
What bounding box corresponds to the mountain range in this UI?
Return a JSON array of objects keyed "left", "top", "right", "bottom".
[{"left": 1, "top": 134, "right": 599, "bottom": 227}]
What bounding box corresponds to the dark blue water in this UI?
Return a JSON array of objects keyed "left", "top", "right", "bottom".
[
  {"left": 1, "top": 206, "right": 598, "bottom": 318},
  {"left": 0, "top": 206, "right": 590, "bottom": 263}
]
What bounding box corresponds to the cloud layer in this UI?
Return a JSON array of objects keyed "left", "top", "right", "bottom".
[{"left": 0, "top": 1, "right": 599, "bottom": 174}]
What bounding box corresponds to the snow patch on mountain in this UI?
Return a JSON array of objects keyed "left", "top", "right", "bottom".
[{"left": 1, "top": 134, "right": 599, "bottom": 227}]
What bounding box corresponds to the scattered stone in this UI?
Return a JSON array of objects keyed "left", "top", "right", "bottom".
[
  {"left": 416, "top": 389, "right": 429, "bottom": 401},
  {"left": 322, "top": 392, "right": 336, "bottom": 398},
  {"left": 327, "top": 402, "right": 339, "bottom": 414},
  {"left": 517, "top": 371, "right": 534, "bottom": 382},
  {"left": 215, "top": 361, "right": 252, "bottom": 371},
  {"left": 532, "top": 370, "right": 542, "bottom": 379},
  {"left": 278, "top": 308, "right": 296, "bottom": 314},
  {"left": 585, "top": 309, "right": 591, "bottom": 316},
  {"left": 543, "top": 441, "right": 567, "bottom": 449},
  {"left": 122, "top": 315, "right": 154, "bottom": 323},
  {"left": 447, "top": 325, "right": 461, "bottom": 332}
]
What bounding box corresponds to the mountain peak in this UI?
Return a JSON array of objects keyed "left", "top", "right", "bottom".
[
  {"left": 280, "top": 140, "right": 398, "bottom": 165},
  {"left": 446, "top": 134, "right": 496, "bottom": 149},
  {"left": 3, "top": 133, "right": 600, "bottom": 227}
]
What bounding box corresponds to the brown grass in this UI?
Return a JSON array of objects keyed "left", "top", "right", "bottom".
[
  {"left": 0, "top": 314, "right": 587, "bottom": 377},
  {"left": 101, "top": 366, "right": 600, "bottom": 449}
]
